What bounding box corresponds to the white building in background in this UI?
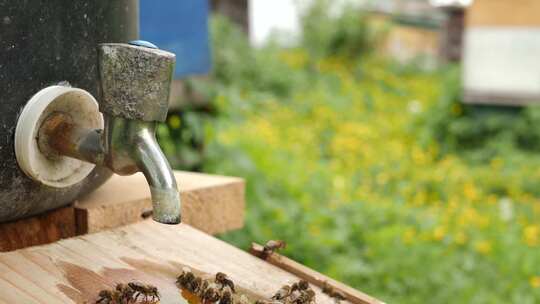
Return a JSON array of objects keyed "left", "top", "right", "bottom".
[
  {"left": 248, "top": 0, "right": 366, "bottom": 46},
  {"left": 249, "top": 0, "right": 302, "bottom": 46}
]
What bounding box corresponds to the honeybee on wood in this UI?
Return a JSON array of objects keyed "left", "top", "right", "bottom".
[
  {"left": 201, "top": 286, "right": 221, "bottom": 304},
  {"left": 188, "top": 277, "right": 203, "bottom": 293},
  {"left": 115, "top": 283, "right": 135, "bottom": 302},
  {"left": 263, "top": 240, "right": 287, "bottom": 256},
  {"left": 322, "top": 281, "right": 346, "bottom": 301},
  {"left": 96, "top": 289, "right": 121, "bottom": 304},
  {"left": 177, "top": 268, "right": 196, "bottom": 289},
  {"left": 128, "top": 282, "right": 160, "bottom": 303},
  {"left": 301, "top": 289, "right": 316, "bottom": 303},
  {"left": 291, "top": 280, "right": 309, "bottom": 292},
  {"left": 322, "top": 281, "right": 347, "bottom": 302},
  {"left": 218, "top": 289, "right": 233, "bottom": 304},
  {"left": 271, "top": 285, "right": 291, "bottom": 300},
  {"left": 196, "top": 279, "right": 210, "bottom": 297},
  {"left": 288, "top": 290, "right": 302, "bottom": 303},
  {"left": 332, "top": 291, "right": 347, "bottom": 301},
  {"left": 215, "top": 272, "right": 236, "bottom": 293},
  {"left": 321, "top": 281, "right": 332, "bottom": 294}
]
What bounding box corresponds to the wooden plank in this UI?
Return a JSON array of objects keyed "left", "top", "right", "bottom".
[
  {"left": 75, "top": 171, "right": 245, "bottom": 235},
  {"left": 0, "top": 221, "right": 380, "bottom": 304},
  {"left": 0, "top": 206, "right": 76, "bottom": 252},
  {"left": 250, "top": 243, "right": 383, "bottom": 304},
  {"left": 466, "top": 0, "right": 540, "bottom": 27}
]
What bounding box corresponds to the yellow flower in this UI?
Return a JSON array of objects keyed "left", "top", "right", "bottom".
[
  {"left": 433, "top": 226, "right": 446, "bottom": 241},
  {"left": 486, "top": 195, "right": 498, "bottom": 205},
  {"left": 523, "top": 225, "right": 539, "bottom": 247},
  {"left": 490, "top": 157, "right": 503, "bottom": 169},
  {"left": 455, "top": 231, "right": 467, "bottom": 245},
  {"left": 280, "top": 50, "right": 308, "bottom": 69},
  {"left": 474, "top": 240, "right": 492, "bottom": 255},
  {"left": 168, "top": 115, "right": 181, "bottom": 129},
  {"left": 530, "top": 276, "right": 540, "bottom": 288},
  {"left": 403, "top": 228, "right": 416, "bottom": 244},
  {"left": 463, "top": 182, "right": 478, "bottom": 201}
]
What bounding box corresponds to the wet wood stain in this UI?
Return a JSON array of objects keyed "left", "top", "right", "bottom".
[{"left": 56, "top": 258, "right": 189, "bottom": 304}]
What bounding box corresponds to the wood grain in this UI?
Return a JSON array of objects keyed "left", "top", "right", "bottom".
[
  {"left": 466, "top": 0, "right": 540, "bottom": 27},
  {"left": 250, "top": 244, "right": 383, "bottom": 304},
  {"left": 75, "top": 171, "right": 245, "bottom": 235},
  {"left": 0, "top": 206, "right": 76, "bottom": 252},
  {"left": 0, "top": 221, "right": 378, "bottom": 304}
]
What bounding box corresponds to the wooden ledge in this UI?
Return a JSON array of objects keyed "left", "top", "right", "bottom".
[
  {"left": 0, "top": 221, "right": 379, "bottom": 304},
  {"left": 75, "top": 171, "right": 245, "bottom": 235},
  {"left": 0, "top": 171, "right": 244, "bottom": 252}
]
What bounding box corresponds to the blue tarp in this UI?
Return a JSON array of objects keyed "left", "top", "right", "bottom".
[{"left": 140, "top": 0, "right": 211, "bottom": 78}]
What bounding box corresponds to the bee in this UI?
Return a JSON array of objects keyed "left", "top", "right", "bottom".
[
  {"left": 321, "top": 281, "right": 332, "bottom": 294},
  {"left": 271, "top": 285, "right": 291, "bottom": 300},
  {"left": 218, "top": 289, "right": 233, "bottom": 304},
  {"left": 330, "top": 290, "right": 346, "bottom": 302},
  {"left": 302, "top": 289, "right": 316, "bottom": 303},
  {"left": 196, "top": 279, "right": 210, "bottom": 297},
  {"left": 215, "top": 272, "right": 236, "bottom": 293},
  {"left": 291, "top": 280, "right": 309, "bottom": 292},
  {"left": 201, "top": 286, "right": 221, "bottom": 304},
  {"left": 187, "top": 276, "right": 203, "bottom": 293},
  {"left": 177, "top": 268, "right": 196, "bottom": 289},
  {"left": 322, "top": 281, "right": 346, "bottom": 301},
  {"left": 96, "top": 289, "right": 121, "bottom": 304},
  {"left": 287, "top": 290, "right": 302, "bottom": 304},
  {"left": 128, "top": 282, "right": 160, "bottom": 303},
  {"left": 115, "top": 283, "right": 135, "bottom": 303},
  {"left": 262, "top": 240, "right": 287, "bottom": 256}
]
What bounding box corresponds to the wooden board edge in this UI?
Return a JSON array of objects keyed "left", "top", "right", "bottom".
[{"left": 250, "top": 243, "right": 385, "bottom": 304}]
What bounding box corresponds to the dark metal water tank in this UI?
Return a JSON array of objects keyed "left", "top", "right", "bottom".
[{"left": 0, "top": 1, "right": 139, "bottom": 222}]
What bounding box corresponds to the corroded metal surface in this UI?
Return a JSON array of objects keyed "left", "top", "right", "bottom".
[
  {"left": 38, "top": 112, "right": 181, "bottom": 225},
  {"left": 98, "top": 44, "right": 176, "bottom": 122}
]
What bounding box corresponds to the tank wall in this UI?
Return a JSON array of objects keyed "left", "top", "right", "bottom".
[{"left": 0, "top": 0, "right": 138, "bottom": 222}]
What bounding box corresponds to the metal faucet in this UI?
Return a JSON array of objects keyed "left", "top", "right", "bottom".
[{"left": 37, "top": 42, "right": 181, "bottom": 224}]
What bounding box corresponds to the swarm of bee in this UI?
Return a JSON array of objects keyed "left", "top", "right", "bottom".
[
  {"left": 258, "top": 280, "right": 315, "bottom": 304},
  {"left": 96, "top": 282, "right": 160, "bottom": 304},
  {"left": 176, "top": 268, "right": 316, "bottom": 304},
  {"left": 176, "top": 268, "right": 237, "bottom": 304}
]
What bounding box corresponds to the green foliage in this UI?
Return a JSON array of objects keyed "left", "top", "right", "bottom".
[
  {"left": 418, "top": 67, "right": 540, "bottom": 163},
  {"left": 300, "top": 0, "right": 375, "bottom": 59},
  {"left": 157, "top": 109, "right": 211, "bottom": 170},
  {"left": 159, "top": 7, "right": 540, "bottom": 304}
]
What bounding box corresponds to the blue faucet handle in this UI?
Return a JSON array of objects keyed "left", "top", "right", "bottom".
[{"left": 129, "top": 40, "right": 158, "bottom": 49}]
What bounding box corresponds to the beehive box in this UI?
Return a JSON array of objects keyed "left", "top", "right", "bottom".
[{"left": 463, "top": 0, "right": 540, "bottom": 105}]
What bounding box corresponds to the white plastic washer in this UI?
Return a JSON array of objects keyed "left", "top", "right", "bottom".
[{"left": 14, "top": 85, "right": 104, "bottom": 188}]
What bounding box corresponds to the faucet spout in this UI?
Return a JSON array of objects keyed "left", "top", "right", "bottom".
[
  {"left": 102, "top": 114, "right": 181, "bottom": 224},
  {"left": 131, "top": 121, "right": 181, "bottom": 224}
]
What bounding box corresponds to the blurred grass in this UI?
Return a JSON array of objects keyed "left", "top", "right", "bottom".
[{"left": 160, "top": 3, "right": 540, "bottom": 303}]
